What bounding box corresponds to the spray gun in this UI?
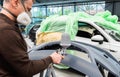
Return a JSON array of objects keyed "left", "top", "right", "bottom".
[
  {"left": 45, "top": 33, "right": 71, "bottom": 77},
  {"left": 57, "top": 33, "right": 71, "bottom": 56}
]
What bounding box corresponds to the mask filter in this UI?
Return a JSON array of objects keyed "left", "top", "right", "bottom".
[{"left": 17, "top": 12, "right": 31, "bottom": 26}]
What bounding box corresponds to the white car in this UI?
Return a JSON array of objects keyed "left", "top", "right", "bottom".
[
  {"left": 75, "top": 19, "right": 120, "bottom": 61},
  {"left": 28, "top": 18, "right": 120, "bottom": 61}
]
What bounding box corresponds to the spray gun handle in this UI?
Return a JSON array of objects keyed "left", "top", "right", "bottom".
[
  {"left": 56, "top": 48, "right": 66, "bottom": 56},
  {"left": 56, "top": 49, "right": 62, "bottom": 54}
]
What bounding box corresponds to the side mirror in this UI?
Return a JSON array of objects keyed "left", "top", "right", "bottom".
[{"left": 91, "top": 35, "right": 104, "bottom": 44}]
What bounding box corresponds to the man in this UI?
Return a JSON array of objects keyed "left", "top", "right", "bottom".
[{"left": 0, "top": 0, "right": 63, "bottom": 77}]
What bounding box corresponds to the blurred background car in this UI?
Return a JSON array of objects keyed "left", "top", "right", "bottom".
[
  {"left": 29, "top": 24, "right": 40, "bottom": 43},
  {"left": 25, "top": 18, "right": 43, "bottom": 43}
]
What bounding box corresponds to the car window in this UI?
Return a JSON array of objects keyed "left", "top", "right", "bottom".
[
  {"left": 77, "top": 22, "right": 94, "bottom": 38},
  {"left": 96, "top": 22, "right": 120, "bottom": 42},
  {"left": 77, "top": 22, "right": 108, "bottom": 42}
]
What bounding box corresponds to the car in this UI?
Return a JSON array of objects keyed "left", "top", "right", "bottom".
[
  {"left": 25, "top": 18, "right": 43, "bottom": 43},
  {"left": 75, "top": 19, "right": 120, "bottom": 61},
  {"left": 28, "top": 18, "right": 120, "bottom": 61},
  {"left": 28, "top": 33, "right": 120, "bottom": 77},
  {"left": 28, "top": 24, "right": 40, "bottom": 43}
]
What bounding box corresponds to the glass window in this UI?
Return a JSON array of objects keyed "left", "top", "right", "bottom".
[
  {"left": 63, "top": 5, "right": 74, "bottom": 15},
  {"left": 76, "top": 3, "right": 89, "bottom": 14},
  {"left": 77, "top": 21, "right": 108, "bottom": 42},
  {"left": 31, "top": 6, "right": 46, "bottom": 18},
  {"left": 96, "top": 22, "right": 120, "bottom": 42},
  {"left": 39, "top": 6, "right": 46, "bottom": 18},
  {"left": 77, "top": 22, "right": 94, "bottom": 38},
  {"left": 47, "top": 5, "right": 62, "bottom": 16},
  {"left": 76, "top": 1, "right": 105, "bottom": 15},
  {"left": 96, "top": 3, "right": 105, "bottom": 12},
  {"left": 31, "top": 6, "right": 46, "bottom": 24}
]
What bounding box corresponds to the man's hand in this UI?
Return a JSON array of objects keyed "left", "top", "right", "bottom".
[{"left": 50, "top": 52, "right": 64, "bottom": 64}]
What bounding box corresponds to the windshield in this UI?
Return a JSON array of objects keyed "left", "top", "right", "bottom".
[{"left": 95, "top": 22, "right": 120, "bottom": 42}]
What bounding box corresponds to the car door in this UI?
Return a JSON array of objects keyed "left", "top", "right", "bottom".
[{"left": 75, "top": 21, "right": 110, "bottom": 51}]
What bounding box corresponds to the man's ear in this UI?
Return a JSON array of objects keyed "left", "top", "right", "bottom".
[{"left": 10, "top": 0, "right": 19, "bottom": 8}]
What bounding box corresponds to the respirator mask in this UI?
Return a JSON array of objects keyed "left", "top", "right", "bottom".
[
  {"left": 17, "top": 0, "right": 32, "bottom": 26},
  {"left": 3, "top": 0, "right": 32, "bottom": 26},
  {"left": 17, "top": 11, "right": 31, "bottom": 26}
]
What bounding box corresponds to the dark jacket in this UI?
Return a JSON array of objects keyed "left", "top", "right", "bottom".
[{"left": 0, "top": 13, "right": 52, "bottom": 77}]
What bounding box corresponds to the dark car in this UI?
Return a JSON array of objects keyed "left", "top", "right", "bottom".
[
  {"left": 25, "top": 18, "right": 43, "bottom": 43},
  {"left": 29, "top": 24, "right": 40, "bottom": 43}
]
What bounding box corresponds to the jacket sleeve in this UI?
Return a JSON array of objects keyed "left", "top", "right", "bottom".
[{"left": 0, "top": 29, "right": 53, "bottom": 77}]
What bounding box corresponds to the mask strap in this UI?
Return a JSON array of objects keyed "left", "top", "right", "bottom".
[
  {"left": 2, "top": 7, "right": 17, "bottom": 18},
  {"left": 20, "top": 0, "right": 28, "bottom": 12},
  {"left": 20, "top": 0, "right": 32, "bottom": 17}
]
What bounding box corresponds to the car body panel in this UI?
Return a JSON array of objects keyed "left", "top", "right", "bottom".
[
  {"left": 75, "top": 19, "right": 120, "bottom": 61},
  {"left": 29, "top": 41, "right": 120, "bottom": 77}
]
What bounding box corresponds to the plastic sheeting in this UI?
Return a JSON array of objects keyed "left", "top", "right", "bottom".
[
  {"left": 36, "top": 10, "right": 120, "bottom": 40},
  {"left": 35, "top": 10, "right": 120, "bottom": 69},
  {"left": 36, "top": 15, "right": 78, "bottom": 40}
]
